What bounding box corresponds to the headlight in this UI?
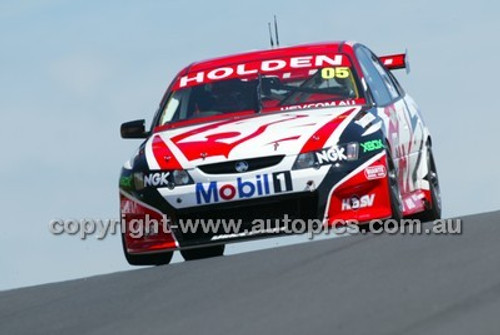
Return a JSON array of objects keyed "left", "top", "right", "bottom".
[
  {"left": 133, "top": 172, "right": 144, "bottom": 190},
  {"left": 292, "top": 142, "right": 359, "bottom": 170},
  {"left": 172, "top": 170, "right": 190, "bottom": 185},
  {"left": 345, "top": 142, "right": 359, "bottom": 161},
  {"left": 293, "top": 152, "right": 317, "bottom": 170}
]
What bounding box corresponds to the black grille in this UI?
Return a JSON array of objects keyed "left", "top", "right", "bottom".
[
  {"left": 197, "top": 155, "right": 285, "bottom": 174},
  {"left": 175, "top": 193, "right": 318, "bottom": 242}
]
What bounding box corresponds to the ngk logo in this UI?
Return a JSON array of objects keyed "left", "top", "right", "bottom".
[
  {"left": 315, "top": 147, "right": 347, "bottom": 164},
  {"left": 144, "top": 172, "right": 170, "bottom": 187},
  {"left": 341, "top": 194, "right": 375, "bottom": 211}
]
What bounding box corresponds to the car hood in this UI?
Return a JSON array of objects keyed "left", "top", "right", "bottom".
[{"left": 144, "top": 106, "right": 362, "bottom": 170}]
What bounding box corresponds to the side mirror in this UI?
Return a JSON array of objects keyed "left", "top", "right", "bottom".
[{"left": 120, "top": 119, "right": 148, "bottom": 139}]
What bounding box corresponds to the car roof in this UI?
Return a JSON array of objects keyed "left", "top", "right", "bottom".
[{"left": 186, "top": 41, "right": 354, "bottom": 73}]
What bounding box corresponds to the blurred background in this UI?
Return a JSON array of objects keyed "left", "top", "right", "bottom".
[{"left": 1, "top": 0, "right": 498, "bottom": 290}]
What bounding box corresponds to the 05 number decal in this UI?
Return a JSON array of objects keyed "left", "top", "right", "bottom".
[{"left": 321, "top": 67, "right": 350, "bottom": 79}]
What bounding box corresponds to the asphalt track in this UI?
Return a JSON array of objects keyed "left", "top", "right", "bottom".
[{"left": 1, "top": 211, "right": 500, "bottom": 335}]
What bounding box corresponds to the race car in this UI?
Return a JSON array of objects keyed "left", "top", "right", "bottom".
[{"left": 119, "top": 41, "right": 441, "bottom": 265}]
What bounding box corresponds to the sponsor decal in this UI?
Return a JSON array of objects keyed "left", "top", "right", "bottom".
[
  {"left": 364, "top": 165, "right": 387, "bottom": 180},
  {"left": 196, "top": 171, "right": 292, "bottom": 204},
  {"left": 315, "top": 147, "right": 347, "bottom": 165},
  {"left": 144, "top": 172, "right": 170, "bottom": 187},
  {"left": 341, "top": 194, "right": 375, "bottom": 211},
  {"left": 320, "top": 67, "right": 350, "bottom": 79},
  {"left": 175, "top": 54, "right": 349, "bottom": 89},
  {"left": 279, "top": 99, "right": 362, "bottom": 111},
  {"left": 405, "top": 193, "right": 425, "bottom": 211},
  {"left": 119, "top": 176, "right": 133, "bottom": 188},
  {"left": 360, "top": 139, "right": 384, "bottom": 153},
  {"left": 121, "top": 199, "right": 139, "bottom": 214},
  {"left": 405, "top": 197, "right": 416, "bottom": 210}
]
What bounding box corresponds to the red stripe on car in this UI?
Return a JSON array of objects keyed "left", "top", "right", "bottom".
[
  {"left": 300, "top": 108, "right": 355, "bottom": 153},
  {"left": 152, "top": 135, "right": 183, "bottom": 170}
]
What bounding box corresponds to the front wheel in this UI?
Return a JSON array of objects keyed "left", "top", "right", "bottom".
[
  {"left": 124, "top": 250, "right": 173, "bottom": 266},
  {"left": 387, "top": 149, "right": 403, "bottom": 221},
  {"left": 181, "top": 244, "right": 225, "bottom": 261},
  {"left": 121, "top": 234, "right": 173, "bottom": 266},
  {"left": 419, "top": 145, "right": 442, "bottom": 221}
]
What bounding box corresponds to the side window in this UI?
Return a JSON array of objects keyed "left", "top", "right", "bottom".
[
  {"left": 355, "top": 47, "right": 392, "bottom": 106},
  {"left": 369, "top": 52, "right": 400, "bottom": 100},
  {"left": 387, "top": 70, "right": 405, "bottom": 97}
]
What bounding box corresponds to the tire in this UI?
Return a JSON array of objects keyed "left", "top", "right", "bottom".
[
  {"left": 419, "top": 144, "right": 442, "bottom": 221},
  {"left": 387, "top": 149, "right": 403, "bottom": 221},
  {"left": 181, "top": 244, "right": 225, "bottom": 261},
  {"left": 121, "top": 234, "right": 173, "bottom": 266}
]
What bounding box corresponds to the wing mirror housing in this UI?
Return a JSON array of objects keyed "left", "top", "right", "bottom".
[{"left": 120, "top": 119, "right": 148, "bottom": 139}]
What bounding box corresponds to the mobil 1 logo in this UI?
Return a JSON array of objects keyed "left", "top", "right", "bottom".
[{"left": 272, "top": 171, "right": 293, "bottom": 193}]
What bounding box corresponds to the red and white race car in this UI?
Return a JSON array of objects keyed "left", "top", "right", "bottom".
[{"left": 119, "top": 41, "right": 441, "bottom": 265}]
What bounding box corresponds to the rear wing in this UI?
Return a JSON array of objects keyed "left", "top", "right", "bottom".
[{"left": 379, "top": 51, "right": 410, "bottom": 74}]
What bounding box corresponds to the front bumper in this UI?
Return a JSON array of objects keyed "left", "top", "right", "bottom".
[
  {"left": 120, "top": 151, "right": 392, "bottom": 254},
  {"left": 157, "top": 156, "right": 331, "bottom": 209}
]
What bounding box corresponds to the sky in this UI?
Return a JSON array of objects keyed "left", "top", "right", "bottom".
[{"left": 1, "top": 0, "right": 499, "bottom": 291}]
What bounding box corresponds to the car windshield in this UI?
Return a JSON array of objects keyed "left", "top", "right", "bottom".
[{"left": 158, "top": 53, "right": 364, "bottom": 126}]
